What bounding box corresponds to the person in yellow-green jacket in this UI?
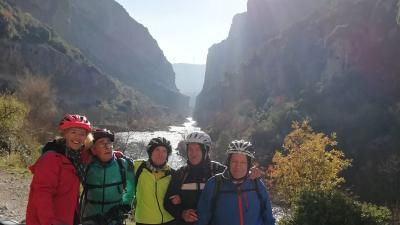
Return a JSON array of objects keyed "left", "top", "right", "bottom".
[{"left": 133, "top": 137, "right": 176, "bottom": 225}]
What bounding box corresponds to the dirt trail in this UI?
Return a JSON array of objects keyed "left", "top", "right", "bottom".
[{"left": 0, "top": 167, "right": 31, "bottom": 222}]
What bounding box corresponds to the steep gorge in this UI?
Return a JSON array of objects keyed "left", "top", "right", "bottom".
[
  {"left": 195, "top": 0, "right": 400, "bottom": 204},
  {"left": 0, "top": 0, "right": 186, "bottom": 129},
  {"left": 10, "top": 0, "right": 189, "bottom": 114}
]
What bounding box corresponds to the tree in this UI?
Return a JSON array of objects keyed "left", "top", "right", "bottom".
[
  {"left": 0, "top": 94, "right": 28, "bottom": 154},
  {"left": 268, "top": 120, "right": 352, "bottom": 206},
  {"left": 16, "top": 74, "right": 58, "bottom": 142}
]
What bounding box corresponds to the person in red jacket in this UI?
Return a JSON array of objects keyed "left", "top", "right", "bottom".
[{"left": 26, "top": 114, "right": 92, "bottom": 225}]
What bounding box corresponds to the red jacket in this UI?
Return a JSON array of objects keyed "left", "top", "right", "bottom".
[{"left": 26, "top": 151, "right": 80, "bottom": 225}]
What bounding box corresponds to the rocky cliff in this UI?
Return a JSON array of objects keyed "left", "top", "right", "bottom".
[
  {"left": 10, "top": 0, "right": 188, "bottom": 114},
  {"left": 195, "top": 0, "right": 400, "bottom": 203},
  {"left": 0, "top": 0, "right": 172, "bottom": 129}
]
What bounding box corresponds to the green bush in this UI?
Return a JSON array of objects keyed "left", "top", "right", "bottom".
[
  {"left": 357, "top": 202, "right": 392, "bottom": 225},
  {"left": 279, "top": 190, "right": 391, "bottom": 225},
  {"left": 0, "top": 94, "right": 40, "bottom": 166},
  {"left": 0, "top": 94, "right": 28, "bottom": 138}
]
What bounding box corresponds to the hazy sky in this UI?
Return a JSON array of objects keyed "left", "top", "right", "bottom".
[{"left": 115, "top": 0, "right": 247, "bottom": 64}]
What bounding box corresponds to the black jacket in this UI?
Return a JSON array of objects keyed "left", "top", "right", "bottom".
[{"left": 164, "top": 160, "right": 225, "bottom": 225}]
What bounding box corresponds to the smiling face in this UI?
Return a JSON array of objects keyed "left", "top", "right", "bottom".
[
  {"left": 187, "top": 143, "right": 203, "bottom": 165},
  {"left": 63, "top": 127, "right": 88, "bottom": 151},
  {"left": 150, "top": 146, "right": 168, "bottom": 166},
  {"left": 92, "top": 137, "right": 113, "bottom": 162},
  {"left": 229, "top": 153, "right": 249, "bottom": 179}
]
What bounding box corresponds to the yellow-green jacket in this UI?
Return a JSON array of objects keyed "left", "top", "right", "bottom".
[{"left": 134, "top": 160, "right": 175, "bottom": 224}]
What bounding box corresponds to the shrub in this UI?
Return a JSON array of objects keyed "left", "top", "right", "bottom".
[
  {"left": 279, "top": 190, "right": 391, "bottom": 225},
  {"left": 16, "top": 74, "right": 58, "bottom": 142},
  {"left": 0, "top": 94, "right": 41, "bottom": 166},
  {"left": 269, "top": 120, "right": 352, "bottom": 206}
]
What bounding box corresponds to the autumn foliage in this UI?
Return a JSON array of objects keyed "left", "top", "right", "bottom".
[{"left": 268, "top": 120, "right": 352, "bottom": 206}]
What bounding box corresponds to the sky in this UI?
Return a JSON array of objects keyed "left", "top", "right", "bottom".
[{"left": 115, "top": 0, "right": 247, "bottom": 64}]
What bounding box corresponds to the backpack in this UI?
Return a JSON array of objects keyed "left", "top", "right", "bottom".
[
  {"left": 80, "top": 157, "right": 129, "bottom": 218},
  {"left": 210, "top": 175, "right": 266, "bottom": 221}
]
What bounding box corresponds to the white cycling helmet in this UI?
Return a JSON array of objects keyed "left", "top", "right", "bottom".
[
  {"left": 185, "top": 132, "right": 212, "bottom": 149},
  {"left": 226, "top": 140, "right": 255, "bottom": 158}
]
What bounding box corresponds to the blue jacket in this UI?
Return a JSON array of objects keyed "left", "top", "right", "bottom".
[{"left": 195, "top": 173, "right": 275, "bottom": 225}]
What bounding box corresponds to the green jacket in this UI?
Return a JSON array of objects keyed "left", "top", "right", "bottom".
[
  {"left": 134, "top": 160, "right": 175, "bottom": 224},
  {"left": 81, "top": 155, "right": 135, "bottom": 223}
]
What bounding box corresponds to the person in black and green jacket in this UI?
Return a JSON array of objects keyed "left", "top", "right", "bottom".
[
  {"left": 80, "top": 128, "right": 135, "bottom": 225},
  {"left": 133, "top": 137, "right": 176, "bottom": 225}
]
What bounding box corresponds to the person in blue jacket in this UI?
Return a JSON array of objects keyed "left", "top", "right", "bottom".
[{"left": 195, "top": 140, "right": 275, "bottom": 225}]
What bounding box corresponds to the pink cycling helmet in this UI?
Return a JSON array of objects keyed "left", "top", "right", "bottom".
[{"left": 58, "top": 114, "right": 92, "bottom": 132}]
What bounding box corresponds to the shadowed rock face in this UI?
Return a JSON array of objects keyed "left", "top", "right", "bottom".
[
  {"left": 195, "top": 0, "right": 400, "bottom": 203},
  {"left": 11, "top": 0, "right": 189, "bottom": 114},
  {"left": 0, "top": 0, "right": 182, "bottom": 128},
  {"left": 196, "top": 0, "right": 400, "bottom": 127}
]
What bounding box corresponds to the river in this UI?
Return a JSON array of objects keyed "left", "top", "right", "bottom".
[{"left": 116, "top": 117, "right": 200, "bottom": 169}]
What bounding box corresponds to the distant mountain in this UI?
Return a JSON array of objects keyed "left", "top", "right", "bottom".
[
  {"left": 10, "top": 0, "right": 189, "bottom": 115},
  {"left": 195, "top": 0, "right": 400, "bottom": 204},
  {"left": 173, "top": 63, "right": 205, "bottom": 109}
]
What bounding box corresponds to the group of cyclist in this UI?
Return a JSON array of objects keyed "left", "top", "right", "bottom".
[{"left": 26, "top": 114, "right": 275, "bottom": 225}]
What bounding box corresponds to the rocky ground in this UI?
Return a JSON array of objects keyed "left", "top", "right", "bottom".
[{"left": 0, "top": 166, "right": 31, "bottom": 223}]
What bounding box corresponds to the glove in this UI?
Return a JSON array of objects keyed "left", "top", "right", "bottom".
[
  {"left": 104, "top": 204, "right": 131, "bottom": 223},
  {"left": 121, "top": 204, "right": 131, "bottom": 214}
]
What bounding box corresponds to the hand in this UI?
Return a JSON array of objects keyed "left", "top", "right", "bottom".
[
  {"left": 249, "top": 166, "right": 265, "bottom": 180},
  {"left": 114, "top": 150, "right": 124, "bottom": 158},
  {"left": 182, "top": 209, "right": 199, "bottom": 222},
  {"left": 170, "top": 195, "right": 181, "bottom": 205}
]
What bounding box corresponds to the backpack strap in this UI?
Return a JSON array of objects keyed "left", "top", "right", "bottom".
[
  {"left": 116, "top": 158, "right": 126, "bottom": 191},
  {"left": 210, "top": 161, "right": 226, "bottom": 177},
  {"left": 134, "top": 161, "right": 147, "bottom": 191},
  {"left": 80, "top": 160, "right": 94, "bottom": 218},
  {"left": 254, "top": 179, "right": 267, "bottom": 218},
  {"left": 178, "top": 166, "right": 190, "bottom": 188},
  {"left": 210, "top": 174, "right": 223, "bottom": 222}
]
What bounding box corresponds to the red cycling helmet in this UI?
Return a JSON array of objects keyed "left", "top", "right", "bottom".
[{"left": 58, "top": 114, "right": 92, "bottom": 132}]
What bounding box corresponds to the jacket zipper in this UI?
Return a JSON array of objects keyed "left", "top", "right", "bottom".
[
  {"left": 155, "top": 181, "right": 164, "bottom": 223},
  {"left": 237, "top": 188, "right": 244, "bottom": 225},
  {"left": 102, "top": 166, "right": 106, "bottom": 213}
]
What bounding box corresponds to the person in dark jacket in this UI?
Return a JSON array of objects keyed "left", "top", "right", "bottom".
[
  {"left": 80, "top": 128, "right": 135, "bottom": 225},
  {"left": 195, "top": 140, "right": 275, "bottom": 225},
  {"left": 26, "top": 114, "right": 92, "bottom": 225},
  {"left": 164, "top": 132, "right": 226, "bottom": 225}
]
